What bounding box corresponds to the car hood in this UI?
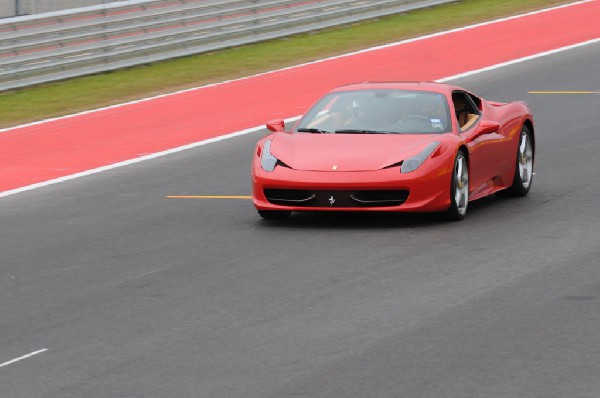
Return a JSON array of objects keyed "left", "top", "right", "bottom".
[{"left": 270, "top": 133, "right": 440, "bottom": 172}]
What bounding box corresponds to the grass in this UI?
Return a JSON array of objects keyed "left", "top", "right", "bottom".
[{"left": 0, "top": 0, "right": 572, "bottom": 128}]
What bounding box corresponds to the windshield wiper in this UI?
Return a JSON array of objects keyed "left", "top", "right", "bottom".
[
  {"left": 297, "top": 127, "right": 330, "bottom": 134},
  {"left": 334, "top": 129, "right": 392, "bottom": 134}
]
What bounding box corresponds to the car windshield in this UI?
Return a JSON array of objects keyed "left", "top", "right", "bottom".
[{"left": 295, "top": 89, "right": 452, "bottom": 134}]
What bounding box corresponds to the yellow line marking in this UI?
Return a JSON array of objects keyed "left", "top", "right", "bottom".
[
  {"left": 528, "top": 91, "right": 600, "bottom": 94},
  {"left": 166, "top": 195, "right": 252, "bottom": 199}
]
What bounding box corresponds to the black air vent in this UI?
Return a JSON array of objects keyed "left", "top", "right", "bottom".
[{"left": 264, "top": 189, "right": 409, "bottom": 208}]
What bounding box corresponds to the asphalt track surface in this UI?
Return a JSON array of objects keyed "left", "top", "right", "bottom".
[{"left": 1, "top": 36, "right": 600, "bottom": 398}]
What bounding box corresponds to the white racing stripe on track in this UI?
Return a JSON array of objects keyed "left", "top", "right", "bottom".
[
  {"left": 1, "top": 3, "right": 599, "bottom": 199},
  {"left": 438, "top": 37, "right": 600, "bottom": 82},
  {"left": 0, "top": 118, "right": 301, "bottom": 198},
  {"left": 0, "top": 349, "right": 48, "bottom": 369}
]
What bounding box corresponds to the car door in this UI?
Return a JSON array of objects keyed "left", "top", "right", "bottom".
[{"left": 453, "top": 91, "right": 504, "bottom": 196}]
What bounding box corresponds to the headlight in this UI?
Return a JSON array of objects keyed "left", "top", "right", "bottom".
[
  {"left": 401, "top": 142, "right": 440, "bottom": 173},
  {"left": 261, "top": 140, "right": 278, "bottom": 172}
]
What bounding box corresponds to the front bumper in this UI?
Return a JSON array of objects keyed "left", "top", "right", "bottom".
[{"left": 252, "top": 161, "right": 453, "bottom": 213}]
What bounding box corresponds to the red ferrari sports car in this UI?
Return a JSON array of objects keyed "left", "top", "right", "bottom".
[{"left": 251, "top": 82, "right": 534, "bottom": 220}]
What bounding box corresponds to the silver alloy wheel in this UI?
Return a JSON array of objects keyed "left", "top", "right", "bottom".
[
  {"left": 454, "top": 154, "right": 469, "bottom": 216},
  {"left": 518, "top": 132, "right": 534, "bottom": 189}
]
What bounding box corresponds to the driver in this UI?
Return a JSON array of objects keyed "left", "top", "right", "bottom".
[
  {"left": 393, "top": 94, "right": 447, "bottom": 133},
  {"left": 418, "top": 95, "right": 446, "bottom": 130}
]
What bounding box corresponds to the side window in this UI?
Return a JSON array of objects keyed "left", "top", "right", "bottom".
[
  {"left": 452, "top": 91, "right": 480, "bottom": 131},
  {"left": 467, "top": 93, "right": 482, "bottom": 111}
]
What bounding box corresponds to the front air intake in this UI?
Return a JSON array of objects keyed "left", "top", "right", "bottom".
[{"left": 264, "top": 189, "right": 409, "bottom": 207}]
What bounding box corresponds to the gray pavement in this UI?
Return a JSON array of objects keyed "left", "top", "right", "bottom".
[{"left": 0, "top": 42, "right": 599, "bottom": 397}]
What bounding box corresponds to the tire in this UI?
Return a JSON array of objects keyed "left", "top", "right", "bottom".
[
  {"left": 500, "top": 125, "right": 534, "bottom": 197},
  {"left": 258, "top": 210, "right": 291, "bottom": 220},
  {"left": 445, "top": 150, "right": 469, "bottom": 221}
]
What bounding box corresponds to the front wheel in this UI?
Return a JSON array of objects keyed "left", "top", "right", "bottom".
[
  {"left": 258, "top": 210, "right": 291, "bottom": 220},
  {"left": 501, "top": 125, "right": 534, "bottom": 197},
  {"left": 445, "top": 151, "right": 469, "bottom": 221}
]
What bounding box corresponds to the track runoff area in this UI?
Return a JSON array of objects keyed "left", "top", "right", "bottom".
[{"left": 1, "top": 0, "right": 600, "bottom": 198}]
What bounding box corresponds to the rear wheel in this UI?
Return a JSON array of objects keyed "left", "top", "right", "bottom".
[
  {"left": 258, "top": 210, "right": 291, "bottom": 220},
  {"left": 445, "top": 150, "right": 469, "bottom": 221},
  {"left": 501, "top": 125, "right": 534, "bottom": 197}
]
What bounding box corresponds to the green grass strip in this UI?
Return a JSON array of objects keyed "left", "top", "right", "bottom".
[{"left": 0, "top": 0, "right": 570, "bottom": 128}]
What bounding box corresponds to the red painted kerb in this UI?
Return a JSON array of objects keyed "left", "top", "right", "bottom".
[{"left": 1, "top": 0, "right": 599, "bottom": 193}]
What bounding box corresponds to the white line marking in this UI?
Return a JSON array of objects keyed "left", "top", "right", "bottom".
[
  {"left": 0, "top": 117, "right": 301, "bottom": 198},
  {"left": 3, "top": 36, "right": 600, "bottom": 199},
  {"left": 0, "top": 0, "right": 592, "bottom": 134},
  {"left": 437, "top": 37, "right": 600, "bottom": 82},
  {"left": 1, "top": 1, "right": 598, "bottom": 199},
  {"left": 0, "top": 349, "right": 48, "bottom": 369}
]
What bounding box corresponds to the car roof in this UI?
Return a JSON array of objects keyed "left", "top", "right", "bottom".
[{"left": 331, "top": 81, "right": 462, "bottom": 95}]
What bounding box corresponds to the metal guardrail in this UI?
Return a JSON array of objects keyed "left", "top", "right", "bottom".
[
  {"left": 8, "top": 0, "right": 124, "bottom": 17},
  {"left": 0, "top": 0, "right": 455, "bottom": 91}
]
